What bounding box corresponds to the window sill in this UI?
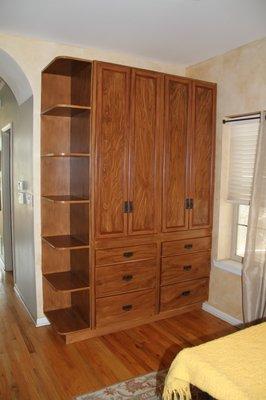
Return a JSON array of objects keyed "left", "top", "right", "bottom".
[{"left": 213, "top": 259, "right": 243, "bottom": 276}]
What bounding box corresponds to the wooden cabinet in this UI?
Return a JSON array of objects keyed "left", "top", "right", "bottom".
[
  {"left": 95, "top": 63, "right": 162, "bottom": 238},
  {"left": 162, "top": 76, "right": 191, "bottom": 232},
  {"left": 128, "top": 69, "right": 162, "bottom": 235},
  {"left": 190, "top": 82, "right": 216, "bottom": 229},
  {"left": 94, "top": 63, "right": 130, "bottom": 238},
  {"left": 41, "top": 57, "right": 216, "bottom": 343}
]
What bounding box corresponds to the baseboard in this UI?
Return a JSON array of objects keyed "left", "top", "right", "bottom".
[
  {"left": 36, "top": 316, "right": 50, "bottom": 327},
  {"left": 202, "top": 302, "right": 243, "bottom": 326},
  {"left": 14, "top": 285, "right": 50, "bottom": 327}
]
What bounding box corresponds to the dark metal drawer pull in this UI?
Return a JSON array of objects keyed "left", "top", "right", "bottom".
[
  {"left": 181, "top": 290, "right": 191, "bottom": 297},
  {"left": 123, "top": 251, "right": 133, "bottom": 258},
  {"left": 184, "top": 244, "right": 193, "bottom": 249},
  {"left": 122, "top": 304, "right": 133, "bottom": 311},
  {"left": 122, "top": 274, "right": 133, "bottom": 281},
  {"left": 183, "top": 265, "right": 192, "bottom": 271}
]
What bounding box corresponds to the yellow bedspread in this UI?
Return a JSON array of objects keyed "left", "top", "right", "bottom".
[{"left": 163, "top": 322, "right": 266, "bottom": 400}]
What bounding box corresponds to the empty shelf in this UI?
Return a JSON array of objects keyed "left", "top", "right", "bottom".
[
  {"left": 42, "top": 195, "right": 90, "bottom": 204},
  {"left": 44, "top": 271, "right": 89, "bottom": 292},
  {"left": 45, "top": 308, "right": 90, "bottom": 334},
  {"left": 41, "top": 104, "right": 91, "bottom": 117},
  {"left": 42, "top": 235, "right": 90, "bottom": 250},
  {"left": 41, "top": 153, "right": 90, "bottom": 157}
]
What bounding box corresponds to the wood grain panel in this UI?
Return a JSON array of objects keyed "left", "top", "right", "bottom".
[
  {"left": 162, "top": 236, "right": 211, "bottom": 256},
  {"left": 95, "top": 62, "right": 130, "bottom": 238},
  {"left": 96, "top": 289, "right": 155, "bottom": 328},
  {"left": 128, "top": 69, "right": 163, "bottom": 235},
  {"left": 162, "top": 76, "right": 191, "bottom": 232},
  {"left": 190, "top": 82, "right": 216, "bottom": 229},
  {"left": 161, "top": 252, "right": 210, "bottom": 285},
  {"left": 160, "top": 278, "right": 209, "bottom": 312},
  {"left": 95, "top": 243, "right": 157, "bottom": 266},
  {"left": 95, "top": 259, "right": 156, "bottom": 297}
]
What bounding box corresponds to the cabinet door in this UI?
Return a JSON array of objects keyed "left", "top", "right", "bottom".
[
  {"left": 162, "top": 76, "right": 191, "bottom": 232},
  {"left": 189, "top": 81, "right": 216, "bottom": 229},
  {"left": 128, "top": 69, "right": 163, "bottom": 235},
  {"left": 94, "top": 62, "right": 130, "bottom": 238}
]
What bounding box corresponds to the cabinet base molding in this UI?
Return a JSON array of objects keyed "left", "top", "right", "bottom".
[{"left": 59, "top": 302, "right": 202, "bottom": 344}]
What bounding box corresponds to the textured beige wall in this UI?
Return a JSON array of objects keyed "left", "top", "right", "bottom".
[
  {"left": 0, "top": 85, "right": 36, "bottom": 317},
  {"left": 208, "top": 268, "right": 243, "bottom": 320},
  {"left": 0, "top": 33, "right": 185, "bottom": 320},
  {"left": 187, "top": 37, "right": 266, "bottom": 318}
]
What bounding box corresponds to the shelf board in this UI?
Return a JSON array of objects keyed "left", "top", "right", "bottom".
[
  {"left": 42, "top": 153, "right": 90, "bottom": 157},
  {"left": 42, "top": 57, "right": 92, "bottom": 75},
  {"left": 42, "top": 235, "right": 90, "bottom": 250},
  {"left": 41, "top": 104, "right": 91, "bottom": 117},
  {"left": 42, "top": 195, "right": 90, "bottom": 204},
  {"left": 44, "top": 271, "right": 89, "bottom": 292},
  {"left": 45, "top": 308, "right": 90, "bottom": 334},
  {"left": 41, "top": 153, "right": 90, "bottom": 157}
]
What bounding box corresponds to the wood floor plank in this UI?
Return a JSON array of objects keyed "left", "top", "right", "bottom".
[{"left": 0, "top": 270, "right": 236, "bottom": 400}]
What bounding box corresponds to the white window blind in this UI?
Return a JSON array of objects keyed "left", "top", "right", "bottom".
[{"left": 227, "top": 116, "right": 260, "bottom": 204}]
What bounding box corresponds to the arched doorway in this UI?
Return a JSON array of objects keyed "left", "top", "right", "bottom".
[{"left": 0, "top": 49, "right": 37, "bottom": 320}]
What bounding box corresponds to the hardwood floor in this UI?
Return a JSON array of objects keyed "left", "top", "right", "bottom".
[{"left": 0, "top": 270, "right": 236, "bottom": 400}]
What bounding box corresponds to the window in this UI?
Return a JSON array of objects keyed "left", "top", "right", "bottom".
[
  {"left": 232, "top": 204, "right": 250, "bottom": 261},
  {"left": 226, "top": 114, "right": 260, "bottom": 262}
]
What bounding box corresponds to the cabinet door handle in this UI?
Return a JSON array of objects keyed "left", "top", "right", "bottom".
[
  {"left": 123, "top": 251, "right": 133, "bottom": 258},
  {"left": 181, "top": 290, "right": 191, "bottom": 297},
  {"left": 122, "top": 274, "right": 133, "bottom": 281},
  {"left": 183, "top": 265, "right": 192, "bottom": 271},
  {"left": 184, "top": 244, "right": 193, "bottom": 249},
  {"left": 122, "top": 304, "right": 133, "bottom": 311}
]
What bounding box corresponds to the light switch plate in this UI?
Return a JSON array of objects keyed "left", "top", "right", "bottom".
[
  {"left": 18, "top": 192, "right": 26, "bottom": 204},
  {"left": 18, "top": 180, "right": 27, "bottom": 191},
  {"left": 25, "top": 192, "right": 33, "bottom": 206}
]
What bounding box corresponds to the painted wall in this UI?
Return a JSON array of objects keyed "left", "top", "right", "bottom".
[
  {"left": 0, "top": 83, "right": 36, "bottom": 318},
  {"left": 187, "top": 37, "right": 266, "bottom": 319},
  {"left": 0, "top": 33, "right": 185, "bottom": 320}
]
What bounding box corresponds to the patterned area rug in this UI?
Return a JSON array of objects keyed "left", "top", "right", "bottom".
[{"left": 76, "top": 370, "right": 167, "bottom": 400}]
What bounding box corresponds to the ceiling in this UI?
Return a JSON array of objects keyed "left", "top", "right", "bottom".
[{"left": 0, "top": 0, "right": 265, "bottom": 65}]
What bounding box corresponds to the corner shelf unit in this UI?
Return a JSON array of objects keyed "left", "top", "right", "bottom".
[{"left": 41, "top": 57, "right": 93, "bottom": 337}]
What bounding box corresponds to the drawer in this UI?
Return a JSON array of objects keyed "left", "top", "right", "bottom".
[
  {"left": 160, "top": 278, "right": 208, "bottom": 312},
  {"left": 96, "top": 244, "right": 157, "bottom": 266},
  {"left": 96, "top": 259, "right": 156, "bottom": 297},
  {"left": 161, "top": 252, "right": 210, "bottom": 285},
  {"left": 96, "top": 289, "right": 155, "bottom": 328},
  {"left": 162, "top": 237, "right": 211, "bottom": 257}
]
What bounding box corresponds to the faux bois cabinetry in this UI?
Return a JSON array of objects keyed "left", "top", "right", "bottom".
[{"left": 41, "top": 57, "right": 216, "bottom": 343}]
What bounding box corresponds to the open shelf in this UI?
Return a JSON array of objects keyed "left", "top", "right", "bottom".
[
  {"left": 42, "top": 235, "right": 90, "bottom": 250},
  {"left": 45, "top": 308, "right": 90, "bottom": 334},
  {"left": 44, "top": 271, "right": 89, "bottom": 292},
  {"left": 42, "top": 195, "right": 90, "bottom": 204},
  {"left": 41, "top": 104, "right": 91, "bottom": 117},
  {"left": 41, "top": 57, "right": 92, "bottom": 340},
  {"left": 41, "top": 153, "right": 90, "bottom": 158}
]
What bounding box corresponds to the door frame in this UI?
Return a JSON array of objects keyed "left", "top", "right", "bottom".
[{"left": 1, "top": 123, "right": 16, "bottom": 278}]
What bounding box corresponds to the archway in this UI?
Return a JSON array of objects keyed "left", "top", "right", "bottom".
[{"left": 0, "top": 48, "right": 37, "bottom": 319}]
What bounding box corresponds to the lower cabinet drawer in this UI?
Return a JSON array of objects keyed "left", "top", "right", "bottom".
[
  {"left": 96, "top": 244, "right": 157, "bottom": 266},
  {"left": 160, "top": 279, "right": 208, "bottom": 312},
  {"left": 162, "top": 237, "right": 211, "bottom": 257},
  {"left": 96, "top": 289, "right": 156, "bottom": 328},
  {"left": 96, "top": 259, "right": 156, "bottom": 297},
  {"left": 161, "top": 252, "right": 210, "bottom": 285}
]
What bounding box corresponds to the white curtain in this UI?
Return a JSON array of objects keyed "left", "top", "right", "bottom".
[{"left": 243, "top": 111, "right": 266, "bottom": 323}]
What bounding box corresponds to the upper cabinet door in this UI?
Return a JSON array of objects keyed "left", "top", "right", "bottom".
[
  {"left": 128, "top": 69, "right": 163, "bottom": 235},
  {"left": 162, "top": 76, "right": 192, "bottom": 232},
  {"left": 94, "top": 62, "right": 130, "bottom": 238},
  {"left": 189, "top": 81, "right": 216, "bottom": 229}
]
